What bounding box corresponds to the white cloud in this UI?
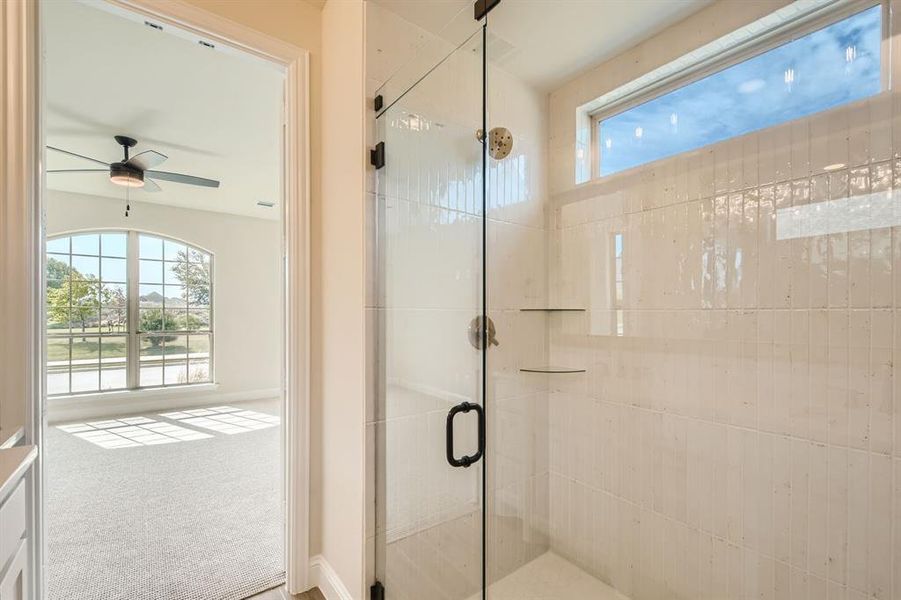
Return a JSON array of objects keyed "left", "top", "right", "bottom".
[{"left": 738, "top": 78, "right": 766, "bottom": 94}]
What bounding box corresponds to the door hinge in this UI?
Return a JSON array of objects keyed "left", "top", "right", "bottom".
[
  {"left": 370, "top": 142, "right": 385, "bottom": 170},
  {"left": 474, "top": 0, "right": 500, "bottom": 20},
  {"left": 374, "top": 94, "right": 383, "bottom": 112},
  {"left": 370, "top": 581, "right": 385, "bottom": 600}
]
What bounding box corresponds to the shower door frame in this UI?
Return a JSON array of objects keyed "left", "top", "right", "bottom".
[
  {"left": 478, "top": 17, "right": 489, "bottom": 600},
  {"left": 370, "top": 7, "right": 493, "bottom": 598}
]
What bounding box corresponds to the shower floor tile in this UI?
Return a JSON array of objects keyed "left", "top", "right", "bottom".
[{"left": 468, "top": 552, "right": 629, "bottom": 600}]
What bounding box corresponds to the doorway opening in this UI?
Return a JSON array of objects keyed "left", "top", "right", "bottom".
[{"left": 42, "top": 2, "right": 288, "bottom": 598}]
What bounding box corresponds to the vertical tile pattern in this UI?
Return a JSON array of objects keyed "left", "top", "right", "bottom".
[{"left": 548, "top": 97, "right": 899, "bottom": 599}]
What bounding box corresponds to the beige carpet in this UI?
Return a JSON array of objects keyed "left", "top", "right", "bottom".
[{"left": 46, "top": 399, "right": 284, "bottom": 600}]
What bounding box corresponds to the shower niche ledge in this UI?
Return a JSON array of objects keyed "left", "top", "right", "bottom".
[
  {"left": 519, "top": 366, "right": 586, "bottom": 374},
  {"left": 519, "top": 308, "right": 586, "bottom": 312}
]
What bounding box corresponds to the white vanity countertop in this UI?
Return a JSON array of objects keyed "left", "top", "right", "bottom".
[
  {"left": 0, "top": 445, "right": 36, "bottom": 502},
  {"left": 0, "top": 427, "right": 24, "bottom": 450}
]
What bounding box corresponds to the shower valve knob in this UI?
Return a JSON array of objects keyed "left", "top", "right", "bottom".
[{"left": 468, "top": 316, "right": 498, "bottom": 350}]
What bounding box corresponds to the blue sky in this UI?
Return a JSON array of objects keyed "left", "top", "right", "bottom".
[{"left": 599, "top": 5, "right": 882, "bottom": 176}]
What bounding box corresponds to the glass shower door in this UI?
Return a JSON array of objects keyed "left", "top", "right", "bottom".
[{"left": 372, "top": 27, "right": 487, "bottom": 600}]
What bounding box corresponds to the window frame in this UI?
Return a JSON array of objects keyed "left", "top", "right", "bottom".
[
  {"left": 589, "top": 0, "right": 889, "bottom": 180},
  {"left": 45, "top": 229, "right": 215, "bottom": 397}
]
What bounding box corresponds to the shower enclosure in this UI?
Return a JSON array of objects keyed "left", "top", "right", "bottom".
[{"left": 369, "top": 0, "right": 900, "bottom": 598}]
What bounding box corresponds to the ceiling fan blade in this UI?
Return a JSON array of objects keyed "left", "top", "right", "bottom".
[
  {"left": 47, "top": 169, "right": 108, "bottom": 173},
  {"left": 142, "top": 178, "right": 162, "bottom": 193},
  {"left": 145, "top": 170, "right": 220, "bottom": 188},
  {"left": 126, "top": 150, "right": 167, "bottom": 171},
  {"left": 46, "top": 146, "right": 110, "bottom": 167}
]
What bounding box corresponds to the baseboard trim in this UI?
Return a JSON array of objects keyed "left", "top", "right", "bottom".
[
  {"left": 47, "top": 386, "right": 282, "bottom": 423},
  {"left": 308, "top": 555, "right": 353, "bottom": 600}
]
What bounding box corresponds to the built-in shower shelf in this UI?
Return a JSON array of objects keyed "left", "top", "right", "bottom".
[
  {"left": 519, "top": 308, "right": 586, "bottom": 312},
  {"left": 519, "top": 366, "right": 586, "bottom": 374}
]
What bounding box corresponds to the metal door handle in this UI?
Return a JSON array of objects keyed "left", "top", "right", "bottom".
[{"left": 446, "top": 401, "right": 485, "bottom": 468}]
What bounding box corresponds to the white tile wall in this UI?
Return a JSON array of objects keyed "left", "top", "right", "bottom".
[{"left": 548, "top": 94, "right": 900, "bottom": 600}]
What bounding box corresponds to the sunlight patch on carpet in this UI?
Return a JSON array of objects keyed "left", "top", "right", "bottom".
[
  {"left": 161, "top": 406, "right": 280, "bottom": 435},
  {"left": 57, "top": 418, "right": 212, "bottom": 448}
]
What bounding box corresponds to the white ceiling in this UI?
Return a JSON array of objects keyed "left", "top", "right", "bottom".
[
  {"left": 44, "top": 1, "right": 284, "bottom": 220},
  {"left": 372, "top": 0, "right": 712, "bottom": 91}
]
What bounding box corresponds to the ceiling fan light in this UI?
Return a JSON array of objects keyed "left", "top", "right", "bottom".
[
  {"left": 109, "top": 164, "right": 145, "bottom": 188},
  {"left": 110, "top": 174, "right": 144, "bottom": 188}
]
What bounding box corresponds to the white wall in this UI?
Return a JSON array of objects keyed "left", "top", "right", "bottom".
[
  {"left": 46, "top": 190, "right": 283, "bottom": 408},
  {"left": 320, "top": 0, "right": 367, "bottom": 598}
]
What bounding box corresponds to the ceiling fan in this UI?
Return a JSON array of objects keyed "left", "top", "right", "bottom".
[{"left": 47, "top": 135, "right": 220, "bottom": 192}]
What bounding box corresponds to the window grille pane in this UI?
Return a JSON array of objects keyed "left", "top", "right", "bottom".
[
  {"left": 139, "top": 308, "right": 165, "bottom": 332},
  {"left": 164, "top": 239, "right": 187, "bottom": 261},
  {"left": 46, "top": 253, "right": 70, "bottom": 275},
  {"left": 100, "top": 335, "right": 127, "bottom": 391},
  {"left": 70, "top": 304, "right": 99, "bottom": 334},
  {"left": 139, "top": 235, "right": 163, "bottom": 260},
  {"left": 47, "top": 337, "right": 71, "bottom": 396},
  {"left": 101, "top": 257, "right": 127, "bottom": 283},
  {"left": 164, "top": 307, "right": 188, "bottom": 331},
  {"left": 101, "top": 283, "right": 127, "bottom": 306},
  {"left": 187, "top": 334, "right": 211, "bottom": 383},
  {"left": 164, "top": 284, "right": 186, "bottom": 307},
  {"left": 139, "top": 284, "right": 164, "bottom": 308},
  {"left": 140, "top": 335, "right": 165, "bottom": 387},
  {"left": 100, "top": 233, "right": 127, "bottom": 258},
  {"left": 164, "top": 361, "right": 188, "bottom": 385},
  {"left": 187, "top": 309, "right": 210, "bottom": 331},
  {"left": 70, "top": 336, "right": 100, "bottom": 393},
  {"left": 47, "top": 307, "right": 71, "bottom": 336},
  {"left": 164, "top": 334, "right": 188, "bottom": 385},
  {"left": 100, "top": 290, "right": 128, "bottom": 333},
  {"left": 164, "top": 261, "right": 183, "bottom": 285},
  {"left": 71, "top": 233, "right": 99, "bottom": 256},
  {"left": 140, "top": 259, "right": 163, "bottom": 284},
  {"left": 71, "top": 255, "right": 100, "bottom": 280},
  {"left": 46, "top": 237, "right": 69, "bottom": 254}
]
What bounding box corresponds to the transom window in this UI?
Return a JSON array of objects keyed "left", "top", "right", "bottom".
[
  {"left": 46, "top": 231, "right": 213, "bottom": 396},
  {"left": 595, "top": 3, "right": 884, "bottom": 177}
]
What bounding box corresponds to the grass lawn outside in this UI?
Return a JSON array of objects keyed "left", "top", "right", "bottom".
[
  {"left": 47, "top": 325, "right": 126, "bottom": 336},
  {"left": 46, "top": 339, "right": 192, "bottom": 361}
]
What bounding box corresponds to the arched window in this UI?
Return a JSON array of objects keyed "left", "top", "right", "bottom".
[{"left": 46, "top": 231, "right": 213, "bottom": 396}]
